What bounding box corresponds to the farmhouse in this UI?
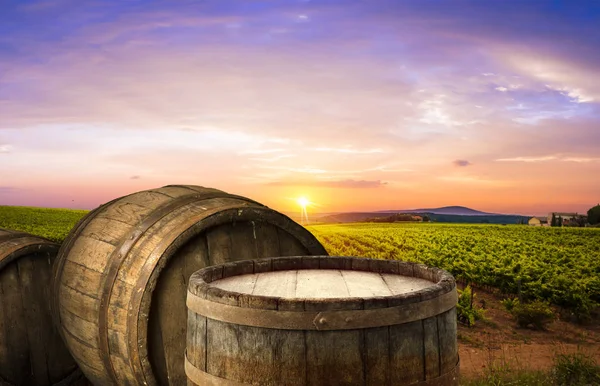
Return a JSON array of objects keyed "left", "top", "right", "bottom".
[
  {"left": 528, "top": 216, "right": 548, "bottom": 226},
  {"left": 546, "top": 212, "right": 587, "bottom": 226}
]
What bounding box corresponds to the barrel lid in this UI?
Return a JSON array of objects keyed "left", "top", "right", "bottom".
[{"left": 212, "top": 269, "right": 433, "bottom": 299}]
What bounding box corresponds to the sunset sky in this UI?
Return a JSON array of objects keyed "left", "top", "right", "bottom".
[{"left": 1, "top": 0, "right": 599, "bottom": 216}]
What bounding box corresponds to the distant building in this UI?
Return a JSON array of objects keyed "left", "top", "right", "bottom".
[
  {"left": 528, "top": 217, "right": 548, "bottom": 226},
  {"left": 547, "top": 212, "right": 585, "bottom": 226}
]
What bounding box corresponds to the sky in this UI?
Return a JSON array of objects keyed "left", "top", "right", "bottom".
[{"left": 1, "top": 0, "right": 599, "bottom": 216}]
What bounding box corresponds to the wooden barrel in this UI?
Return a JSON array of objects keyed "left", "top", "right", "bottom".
[
  {"left": 52, "top": 185, "right": 328, "bottom": 386},
  {"left": 186, "top": 256, "right": 459, "bottom": 386},
  {"left": 0, "top": 229, "right": 83, "bottom": 386}
]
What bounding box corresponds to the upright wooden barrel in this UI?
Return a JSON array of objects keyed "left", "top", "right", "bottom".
[
  {"left": 0, "top": 229, "right": 83, "bottom": 386},
  {"left": 52, "top": 185, "right": 328, "bottom": 386},
  {"left": 186, "top": 256, "right": 459, "bottom": 386}
]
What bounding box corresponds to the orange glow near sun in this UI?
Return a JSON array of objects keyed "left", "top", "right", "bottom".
[{"left": 297, "top": 196, "right": 311, "bottom": 224}]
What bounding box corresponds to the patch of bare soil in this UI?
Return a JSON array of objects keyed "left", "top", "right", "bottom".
[{"left": 457, "top": 285, "right": 600, "bottom": 380}]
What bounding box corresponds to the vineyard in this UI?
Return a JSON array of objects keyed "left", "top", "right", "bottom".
[
  {"left": 1, "top": 205, "right": 599, "bottom": 320},
  {"left": 307, "top": 223, "right": 600, "bottom": 320}
]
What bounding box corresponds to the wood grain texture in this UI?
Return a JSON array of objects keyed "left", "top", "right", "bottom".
[
  {"left": 211, "top": 270, "right": 432, "bottom": 299},
  {"left": 186, "top": 256, "right": 459, "bottom": 386},
  {"left": 51, "top": 185, "right": 328, "bottom": 386},
  {"left": 0, "top": 229, "right": 81, "bottom": 386}
]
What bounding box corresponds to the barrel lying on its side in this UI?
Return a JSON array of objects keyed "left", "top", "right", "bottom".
[
  {"left": 186, "top": 256, "right": 459, "bottom": 386},
  {"left": 0, "top": 229, "right": 83, "bottom": 386},
  {"left": 52, "top": 185, "right": 328, "bottom": 386}
]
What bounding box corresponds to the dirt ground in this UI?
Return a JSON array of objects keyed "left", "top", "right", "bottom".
[{"left": 456, "top": 285, "right": 600, "bottom": 380}]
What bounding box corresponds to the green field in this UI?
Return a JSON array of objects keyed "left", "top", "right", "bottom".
[
  {"left": 0, "top": 205, "right": 88, "bottom": 243},
  {"left": 2, "top": 205, "right": 599, "bottom": 319},
  {"left": 308, "top": 223, "right": 600, "bottom": 319}
]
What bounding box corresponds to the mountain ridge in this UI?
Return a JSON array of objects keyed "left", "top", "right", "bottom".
[{"left": 375, "top": 205, "right": 497, "bottom": 216}]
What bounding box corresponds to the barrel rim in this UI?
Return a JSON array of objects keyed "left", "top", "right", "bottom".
[
  {"left": 0, "top": 233, "right": 59, "bottom": 271},
  {"left": 187, "top": 256, "right": 455, "bottom": 311}
]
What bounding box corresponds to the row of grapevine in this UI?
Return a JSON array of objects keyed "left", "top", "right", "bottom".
[{"left": 308, "top": 223, "right": 600, "bottom": 319}]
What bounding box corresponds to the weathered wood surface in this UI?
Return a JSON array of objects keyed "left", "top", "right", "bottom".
[
  {"left": 186, "top": 256, "right": 459, "bottom": 386},
  {"left": 0, "top": 229, "right": 83, "bottom": 386},
  {"left": 51, "top": 185, "right": 328, "bottom": 386},
  {"left": 212, "top": 269, "right": 432, "bottom": 298}
]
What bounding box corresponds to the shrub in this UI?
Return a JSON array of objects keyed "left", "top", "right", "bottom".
[
  {"left": 456, "top": 285, "right": 486, "bottom": 326},
  {"left": 552, "top": 352, "right": 600, "bottom": 385},
  {"left": 501, "top": 297, "right": 518, "bottom": 312},
  {"left": 509, "top": 299, "right": 555, "bottom": 330}
]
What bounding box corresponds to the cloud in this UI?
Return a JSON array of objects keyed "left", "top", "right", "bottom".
[
  {"left": 437, "top": 175, "right": 513, "bottom": 187},
  {"left": 453, "top": 159, "right": 472, "bottom": 167},
  {"left": 495, "top": 49, "right": 600, "bottom": 104},
  {"left": 248, "top": 154, "right": 296, "bottom": 163},
  {"left": 0, "top": 186, "right": 17, "bottom": 193},
  {"left": 130, "top": 175, "right": 140, "bottom": 179},
  {"left": 258, "top": 166, "right": 328, "bottom": 174},
  {"left": 0, "top": 144, "right": 12, "bottom": 153},
  {"left": 562, "top": 157, "right": 600, "bottom": 163},
  {"left": 239, "top": 149, "right": 286, "bottom": 155},
  {"left": 496, "top": 156, "right": 558, "bottom": 162},
  {"left": 311, "top": 147, "right": 384, "bottom": 154},
  {"left": 266, "top": 179, "right": 387, "bottom": 188},
  {"left": 495, "top": 154, "right": 600, "bottom": 163}
]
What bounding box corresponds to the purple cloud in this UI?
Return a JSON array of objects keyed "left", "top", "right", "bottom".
[
  {"left": 453, "top": 160, "right": 472, "bottom": 167},
  {"left": 266, "top": 179, "right": 387, "bottom": 188}
]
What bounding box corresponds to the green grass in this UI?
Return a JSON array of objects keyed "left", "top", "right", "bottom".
[
  {"left": 461, "top": 351, "right": 600, "bottom": 386},
  {"left": 0, "top": 205, "right": 88, "bottom": 243}
]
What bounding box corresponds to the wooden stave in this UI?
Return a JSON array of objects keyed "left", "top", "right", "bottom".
[
  {"left": 0, "top": 229, "right": 83, "bottom": 386},
  {"left": 52, "top": 185, "right": 328, "bottom": 386},
  {"left": 186, "top": 256, "right": 459, "bottom": 386}
]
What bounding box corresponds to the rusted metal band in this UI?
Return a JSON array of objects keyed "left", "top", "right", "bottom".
[
  {"left": 184, "top": 354, "right": 460, "bottom": 386},
  {"left": 185, "top": 354, "right": 247, "bottom": 386},
  {"left": 187, "top": 288, "right": 457, "bottom": 331},
  {"left": 128, "top": 203, "right": 257, "bottom": 386},
  {"left": 99, "top": 192, "right": 238, "bottom": 385}
]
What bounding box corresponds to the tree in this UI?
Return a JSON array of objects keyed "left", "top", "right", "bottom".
[
  {"left": 422, "top": 215, "right": 430, "bottom": 222},
  {"left": 551, "top": 213, "right": 557, "bottom": 227},
  {"left": 588, "top": 204, "right": 600, "bottom": 225},
  {"left": 558, "top": 216, "right": 563, "bottom": 227}
]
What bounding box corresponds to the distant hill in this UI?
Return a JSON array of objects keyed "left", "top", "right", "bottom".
[
  {"left": 284, "top": 205, "right": 532, "bottom": 225},
  {"left": 376, "top": 206, "right": 496, "bottom": 216},
  {"left": 314, "top": 210, "right": 529, "bottom": 225}
]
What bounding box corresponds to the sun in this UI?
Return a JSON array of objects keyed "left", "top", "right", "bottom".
[{"left": 297, "top": 196, "right": 310, "bottom": 209}]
